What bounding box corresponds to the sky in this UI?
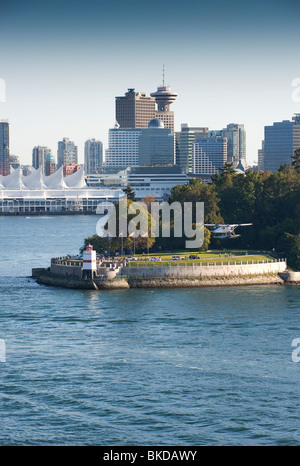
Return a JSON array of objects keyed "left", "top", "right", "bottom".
[{"left": 0, "top": 0, "right": 299, "bottom": 166}]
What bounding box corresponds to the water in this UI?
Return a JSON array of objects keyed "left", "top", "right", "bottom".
[{"left": 0, "top": 216, "right": 299, "bottom": 446}]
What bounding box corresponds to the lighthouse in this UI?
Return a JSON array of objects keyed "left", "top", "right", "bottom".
[{"left": 82, "top": 244, "right": 97, "bottom": 279}]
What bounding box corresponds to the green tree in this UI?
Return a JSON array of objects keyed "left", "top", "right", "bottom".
[
  {"left": 123, "top": 184, "right": 136, "bottom": 201},
  {"left": 292, "top": 148, "right": 300, "bottom": 173},
  {"left": 82, "top": 157, "right": 300, "bottom": 266},
  {"left": 200, "top": 226, "right": 211, "bottom": 252},
  {"left": 277, "top": 232, "right": 300, "bottom": 270},
  {"left": 217, "top": 162, "right": 236, "bottom": 176},
  {"left": 82, "top": 196, "right": 156, "bottom": 255},
  {"left": 169, "top": 178, "right": 223, "bottom": 224}
]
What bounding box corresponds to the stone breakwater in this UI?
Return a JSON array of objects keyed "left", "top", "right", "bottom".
[
  {"left": 31, "top": 258, "right": 296, "bottom": 290},
  {"left": 32, "top": 269, "right": 298, "bottom": 290},
  {"left": 33, "top": 271, "right": 129, "bottom": 289},
  {"left": 128, "top": 274, "right": 286, "bottom": 288}
]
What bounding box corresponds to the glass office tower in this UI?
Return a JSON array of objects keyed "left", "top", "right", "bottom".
[
  {"left": 84, "top": 139, "right": 103, "bottom": 174},
  {"left": 192, "top": 136, "right": 227, "bottom": 176},
  {"left": 263, "top": 114, "right": 300, "bottom": 172},
  {"left": 222, "top": 123, "right": 246, "bottom": 167},
  {"left": 139, "top": 119, "right": 175, "bottom": 166},
  {"left": 176, "top": 124, "right": 209, "bottom": 173}
]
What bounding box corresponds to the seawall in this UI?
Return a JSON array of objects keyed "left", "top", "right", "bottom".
[
  {"left": 32, "top": 259, "right": 300, "bottom": 290},
  {"left": 279, "top": 271, "right": 300, "bottom": 283},
  {"left": 122, "top": 260, "right": 287, "bottom": 279},
  {"left": 0, "top": 211, "right": 96, "bottom": 216},
  {"left": 33, "top": 269, "right": 290, "bottom": 290},
  {"left": 34, "top": 271, "right": 129, "bottom": 290},
  {"left": 127, "top": 274, "right": 285, "bottom": 288}
]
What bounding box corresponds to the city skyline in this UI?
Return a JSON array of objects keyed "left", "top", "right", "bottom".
[{"left": 0, "top": 0, "right": 299, "bottom": 166}]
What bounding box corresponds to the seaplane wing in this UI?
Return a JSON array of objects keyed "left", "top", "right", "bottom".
[
  {"left": 213, "top": 234, "right": 241, "bottom": 239},
  {"left": 204, "top": 223, "right": 252, "bottom": 228},
  {"left": 234, "top": 223, "right": 252, "bottom": 227}
]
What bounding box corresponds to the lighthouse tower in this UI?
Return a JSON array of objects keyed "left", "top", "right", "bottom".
[{"left": 83, "top": 244, "right": 97, "bottom": 279}]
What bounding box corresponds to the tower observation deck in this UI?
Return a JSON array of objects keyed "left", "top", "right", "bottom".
[
  {"left": 150, "top": 65, "right": 178, "bottom": 111},
  {"left": 150, "top": 66, "right": 177, "bottom": 130},
  {"left": 150, "top": 85, "right": 178, "bottom": 111}
]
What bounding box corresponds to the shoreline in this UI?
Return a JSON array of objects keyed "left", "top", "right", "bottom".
[
  {"left": 0, "top": 211, "right": 97, "bottom": 217},
  {"left": 32, "top": 270, "right": 299, "bottom": 290}
]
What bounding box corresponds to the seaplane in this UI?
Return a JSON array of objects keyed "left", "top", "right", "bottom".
[{"left": 204, "top": 223, "right": 252, "bottom": 239}]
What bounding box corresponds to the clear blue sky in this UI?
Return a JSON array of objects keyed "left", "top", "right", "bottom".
[{"left": 0, "top": 0, "right": 299, "bottom": 165}]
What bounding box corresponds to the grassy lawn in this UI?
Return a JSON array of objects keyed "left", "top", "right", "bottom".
[
  {"left": 126, "top": 250, "right": 274, "bottom": 267},
  {"left": 61, "top": 249, "right": 278, "bottom": 268}
]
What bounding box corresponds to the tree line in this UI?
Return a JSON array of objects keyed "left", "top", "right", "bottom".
[{"left": 82, "top": 149, "right": 300, "bottom": 270}]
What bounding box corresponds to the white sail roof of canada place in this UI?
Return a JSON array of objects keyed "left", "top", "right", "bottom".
[
  {"left": 0, "top": 167, "right": 26, "bottom": 189},
  {"left": 63, "top": 167, "right": 86, "bottom": 189},
  {"left": 0, "top": 166, "right": 86, "bottom": 190},
  {"left": 0, "top": 166, "right": 124, "bottom": 201},
  {"left": 22, "top": 167, "right": 46, "bottom": 189}
]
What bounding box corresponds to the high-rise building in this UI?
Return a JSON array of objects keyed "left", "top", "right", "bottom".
[
  {"left": 258, "top": 141, "right": 265, "bottom": 171},
  {"left": 222, "top": 123, "right": 246, "bottom": 167},
  {"left": 105, "top": 126, "right": 142, "bottom": 168},
  {"left": 84, "top": 139, "right": 103, "bottom": 174},
  {"left": 192, "top": 136, "right": 227, "bottom": 176},
  {"left": 177, "top": 123, "right": 246, "bottom": 173},
  {"left": 262, "top": 114, "right": 300, "bottom": 172},
  {"left": 57, "top": 137, "right": 78, "bottom": 168},
  {"left": 32, "top": 146, "right": 51, "bottom": 173},
  {"left": 115, "top": 88, "right": 156, "bottom": 129},
  {"left": 45, "top": 150, "right": 56, "bottom": 176},
  {"left": 0, "top": 120, "right": 9, "bottom": 176},
  {"left": 139, "top": 119, "right": 175, "bottom": 166},
  {"left": 105, "top": 119, "right": 176, "bottom": 169},
  {"left": 176, "top": 124, "right": 209, "bottom": 173},
  {"left": 150, "top": 67, "right": 177, "bottom": 132}
]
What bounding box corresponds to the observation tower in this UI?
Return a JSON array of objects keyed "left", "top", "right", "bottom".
[{"left": 150, "top": 66, "right": 177, "bottom": 131}]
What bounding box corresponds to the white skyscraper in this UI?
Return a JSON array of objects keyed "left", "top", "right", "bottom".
[{"left": 105, "top": 127, "right": 141, "bottom": 168}]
